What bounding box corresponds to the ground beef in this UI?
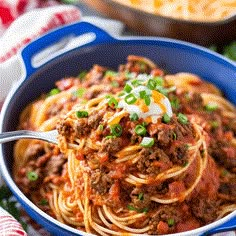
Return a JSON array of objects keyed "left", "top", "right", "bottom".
[
  {"left": 188, "top": 197, "right": 220, "bottom": 223},
  {"left": 209, "top": 140, "right": 236, "bottom": 169},
  {"left": 101, "top": 137, "right": 124, "bottom": 154},
  {"left": 87, "top": 109, "right": 104, "bottom": 129},
  {"left": 130, "top": 187, "right": 151, "bottom": 209},
  {"left": 44, "top": 154, "right": 67, "bottom": 176},
  {"left": 136, "top": 148, "right": 172, "bottom": 175},
  {"left": 91, "top": 169, "right": 112, "bottom": 194},
  {"left": 219, "top": 180, "right": 236, "bottom": 197}
]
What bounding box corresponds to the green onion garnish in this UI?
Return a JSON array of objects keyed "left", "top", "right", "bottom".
[
  {"left": 131, "top": 79, "right": 142, "bottom": 87},
  {"left": 110, "top": 124, "right": 123, "bottom": 137},
  {"left": 154, "top": 76, "right": 164, "bottom": 86},
  {"left": 76, "top": 110, "right": 89, "bottom": 118},
  {"left": 127, "top": 204, "right": 149, "bottom": 213},
  {"left": 205, "top": 103, "right": 218, "bottom": 112},
  {"left": 73, "top": 88, "right": 86, "bottom": 98},
  {"left": 48, "top": 88, "right": 60, "bottom": 96},
  {"left": 147, "top": 79, "right": 156, "bottom": 90},
  {"left": 130, "top": 113, "right": 139, "bottom": 121},
  {"left": 140, "top": 137, "right": 154, "bottom": 147},
  {"left": 167, "top": 218, "right": 175, "bottom": 227},
  {"left": 135, "top": 125, "right": 147, "bottom": 136},
  {"left": 144, "top": 95, "right": 151, "bottom": 106},
  {"left": 170, "top": 97, "right": 180, "bottom": 110},
  {"left": 162, "top": 113, "right": 171, "bottom": 123},
  {"left": 210, "top": 120, "right": 219, "bottom": 128},
  {"left": 98, "top": 124, "right": 104, "bottom": 131},
  {"left": 77, "top": 70, "right": 87, "bottom": 80},
  {"left": 105, "top": 70, "right": 117, "bottom": 77},
  {"left": 138, "top": 193, "right": 144, "bottom": 201},
  {"left": 125, "top": 93, "right": 137, "bottom": 104},
  {"left": 107, "top": 96, "right": 118, "bottom": 108},
  {"left": 111, "top": 81, "right": 119, "bottom": 88},
  {"left": 124, "top": 84, "right": 132, "bottom": 93},
  {"left": 39, "top": 199, "right": 48, "bottom": 206},
  {"left": 139, "top": 90, "right": 146, "bottom": 99},
  {"left": 177, "top": 113, "right": 188, "bottom": 124},
  {"left": 27, "top": 171, "right": 38, "bottom": 181}
]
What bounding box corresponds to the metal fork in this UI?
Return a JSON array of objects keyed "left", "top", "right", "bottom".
[{"left": 0, "top": 130, "right": 58, "bottom": 145}]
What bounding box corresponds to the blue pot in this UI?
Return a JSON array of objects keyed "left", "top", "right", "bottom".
[{"left": 0, "top": 21, "right": 235, "bottom": 236}]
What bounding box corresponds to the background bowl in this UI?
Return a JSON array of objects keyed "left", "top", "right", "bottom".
[
  {"left": 0, "top": 21, "right": 236, "bottom": 236},
  {"left": 81, "top": 0, "right": 236, "bottom": 46}
]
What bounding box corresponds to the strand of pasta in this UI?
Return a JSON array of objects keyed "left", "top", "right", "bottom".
[{"left": 217, "top": 204, "right": 236, "bottom": 220}]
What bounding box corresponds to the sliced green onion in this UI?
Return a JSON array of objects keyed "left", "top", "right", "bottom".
[
  {"left": 170, "top": 97, "right": 180, "bottom": 110},
  {"left": 127, "top": 204, "right": 148, "bottom": 213},
  {"left": 106, "top": 96, "right": 118, "bottom": 108},
  {"left": 140, "top": 137, "right": 154, "bottom": 147},
  {"left": 210, "top": 120, "right": 219, "bottom": 128},
  {"left": 167, "top": 218, "right": 175, "bottom": 227},
  {"left": 162, "top": 113, "right": 171, "bottom": 123},
  {"left": 105, "top": 70, "right": 117, "bottom": 77},
  {"left": 205, "top": 103, "right": 218, "bottom": 112},
  {"left": 139, "top": 90, "right": 147, "bottom": 99},
  {"left": 157, "top": 87, "right": 168, "bottom": 96},
  {"left": 76, "top": 110, "right": 89, "bottom": 118},
  {"left": 135, "top": 125, "right": 147, "bottom": 136},
  {"left": 125, "top": 93, "right": 137, "bottom": 104},
  {"left": 72, "top": 88, "right": 86, "bottom": 98},
  {"left": 144, "top": 95, "right": 151, "bottom": 106},
  {"left": 130, "top": 113, "right": 139, "bottom": 121},
  {"left": 111, "top": 81, "right": 119, "bottom": 88},
  {"left": 131, "top": 79, "right": 142, "bottom": 87},
  {"left": 172, "top": 132, "right": 177, "bottom": 140},
  {"left": 124, "top": 84, "right": 132, "bottom": 93},
  {"left": 77, "top": 70, "right": 87, "bottom": 80},
  {"left": 147, "top": 79, "right": 157, "bottom": 90},
  {"left": 110, "top": 124, "right": 122, "bottom": 137},
  {"left": 154, "top": 76, "right": 164, "bottom": 86},
  {"left": 177, "top": 113, "right": 188, "bottom": 124},
  {"left": 27, "top": 171, "right": 38, "bottom": 181},
  {"left": 48, "top": 88, "right": 60, "bottom": 96},
  {"left": 98, "top": 124, "right": 104, "bottom": 131},
  {"left": 138, "top": 193, "right": 144, "bottom": 201},
  {"left": 39, "top": 199, "right": 48, "bottom": 206}
]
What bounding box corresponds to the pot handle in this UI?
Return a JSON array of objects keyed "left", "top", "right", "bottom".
[
  {"left": 21, "top": 21, "right": 117, "bottom": 77},
  {"left": 204, "top": 216, "right": 236, "bottom": 235}
]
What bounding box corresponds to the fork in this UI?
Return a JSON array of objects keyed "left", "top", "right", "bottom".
[{"left": 0, "top": 130, "right": 58, "bottom": 145}]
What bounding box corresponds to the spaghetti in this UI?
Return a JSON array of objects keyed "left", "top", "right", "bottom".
[
  {"left": 113, "top": 0, "right": 236, "bottom": 22},
  {"left": 13, "top": 55, "right": 236, "bottom": 235}
]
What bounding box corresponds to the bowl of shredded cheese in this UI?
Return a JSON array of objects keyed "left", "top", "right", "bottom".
[{"left": 81, "top": 0, "right": 236, "bottom": 46}]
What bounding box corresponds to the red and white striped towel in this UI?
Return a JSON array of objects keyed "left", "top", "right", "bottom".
[{"left": 0, "top": 207, "right": 27, "bottom": 235}]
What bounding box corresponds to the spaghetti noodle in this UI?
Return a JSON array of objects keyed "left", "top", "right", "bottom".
[
  {"left": 113, "top": 0, "right": 236, "bottom": 22},
  {"left": 13, "top": 55, "right": 236, "bottom": 235}
]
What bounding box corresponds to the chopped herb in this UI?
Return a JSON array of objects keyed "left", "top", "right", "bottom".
[
  {"left": 139, "top": 90, "right": 147, "bottom": 99},
  {"left": 147, "top": 79, "right": 157, "bottom": 90},
  {"left": 105, "top": 135, "right": 115, "bottom": 139},
  {"left": 124, "top": 84, "right": 132, "bottom": 93},
  {"left": 157, "top": 87, "right": 168, "bottom": 96},
  {"left": 125, "top": 71, "right": 135, "bottom": 80},
  {"left": 221, "top": 169, "right": 229, "bottom": 177},
  {"left": 131, "top": 79, "right": 142, "bottom": 87},
  {"left": 170, "top": 97, "right": 180, "bottom": 110},
  {"left": 210, "top": 120, "right": 219, "bottom": 129},
  {"left": 144, "top": 95, "right": 151, "bottom": 106},
  {"left": 138, "top": 193, "right": 144, "bottom": 201},
  {"left": 39, "top": 199, "right": 48, "bottom": 206},
  {"left": 77, "top": 70, "right": 87, "bottom": 80},
  {"left": 177, "top": 113, "right": 188, "bottom": 125},
  {"left": 140, "top": 137, "right": 154, "bottom": 147},
  {"left": 76, "top": 110, "right": 89, "bottom": 118},
  {"left": 27, "top": 171, "right": 38, "bottom": 181},
  {"left": 162, "top": 113, "right": 171, "bottom": 123},
  {"left": 154, "top": 76, "right": 164, "bottom": 86},
  {"left": 167, "top": 218, "right": 175, "bottom": 227},
  {"left": 106, "top": 96, "right": 118, "bottom": 108},
  {"left": 118, "top": 91, "right": 125, "bottom": 97},
  {"left": 111, "top": 81, "right": 119, "bottom": 88},
  {"left": 105, "top": 70, "right": 117, "bottom": 77},
  {"left": 72, "top": 88, "right": 86, "bottom": 98},
  {"left": 135, "top": 125, "right": 147, "bottom": 136},
  {"left": 125, "top": 93, "right": 137, "bottom": 104},
  {"left": 223, "top": 41, "right": 236, "bottom": 61},
  {"left": 98, "top": 124, "right": 104, "bottom": 131},
  {"left": 172, "top": 132, "right": 177, "bottom": 140},
  {"left": 127, "top": 204, "right": 149, "bottom": 213},
  {"left": 130, "top": 113, "right": 139, "bottom": 121},
  {"left": 205, "top": 103, "right": 218, "bottom": 112},
  {"left": 48, "top": 88, "right": 60, "bottom": 96},
  {"left": 110, "top": 124, "right": 123, "bottom": 137}
]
